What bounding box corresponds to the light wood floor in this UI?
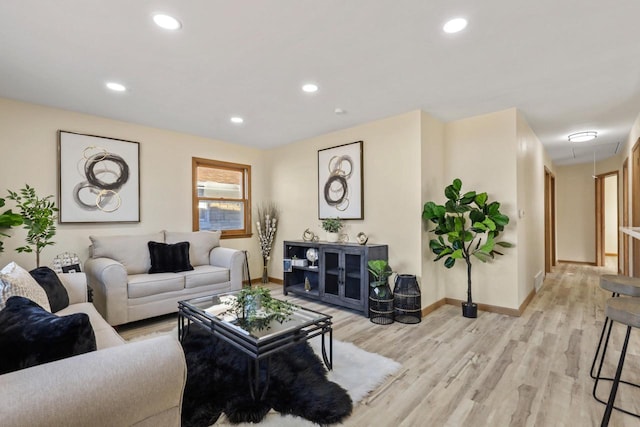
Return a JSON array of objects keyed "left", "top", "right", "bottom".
[{"left": 119, "top": 259, "right": 640, "bottom": 426}]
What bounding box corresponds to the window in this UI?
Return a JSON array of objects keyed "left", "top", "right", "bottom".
[{"left": 192, "top": 157, "right": 251, "bottom": 238}]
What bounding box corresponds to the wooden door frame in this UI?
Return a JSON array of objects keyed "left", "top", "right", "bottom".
[
  {"left": 544, "top": 167, "right": 556, "bottom": 273},
  {"left": 633, "top": 139, "right": 640, "bottom": 277},
  {"left": 623, "top": 157, "right": 629, "bottom": 275},
  {"left": 595, "top": 171, "right": 619, "bottom": 267}
]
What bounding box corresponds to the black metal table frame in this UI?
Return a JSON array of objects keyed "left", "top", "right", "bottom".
[{"left": 178, "top": 299, "right": 333, "bottom": 401}]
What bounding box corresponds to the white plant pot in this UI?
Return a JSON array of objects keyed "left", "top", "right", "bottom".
[{"left": 326, "top": 232, "right": 339, "bottom": 243}]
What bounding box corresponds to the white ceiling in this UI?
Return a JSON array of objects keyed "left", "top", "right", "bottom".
[{"left": 1, "top": 1, "right": 639, "bottom": 166}]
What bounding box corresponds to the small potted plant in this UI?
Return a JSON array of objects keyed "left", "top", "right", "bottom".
[
  {"left": 321, "top": 217, "right": 343, "bottom": 243},
  {"left": 225, "top": 286, "right": 296, "bottom": 331},
  {"left": 368, "top": 259, "right": 393, "bottom": 298}
]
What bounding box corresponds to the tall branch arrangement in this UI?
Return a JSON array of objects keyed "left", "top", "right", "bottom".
[{"left": 256, "top": 202, "right": 279, "bottom": 283}]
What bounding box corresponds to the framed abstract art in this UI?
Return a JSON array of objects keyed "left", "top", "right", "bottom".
[
  {"left": 58, "top": 130, "right": 140, "bottom": 223},
  {"left": 318, "top": 141, "right": 363, "bottom": 220}
]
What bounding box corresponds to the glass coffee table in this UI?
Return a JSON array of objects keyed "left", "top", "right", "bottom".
[{"left": 178, "top": 291, "right": 333, "bottom": 400}]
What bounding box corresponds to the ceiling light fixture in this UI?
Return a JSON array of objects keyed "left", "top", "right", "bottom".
[
  {"left": 153, "top": 14, "right": 182, "bottom": 30},
  {"left": 568, "top": 131, "right": 597, "bottom": 143},
  {"left": 443, "top": 18, "right": 468, "bottom": 34},
  {"left": 302, "top": 83, "right": 319, "bottom": 93},
  {"left": 106, "top": 82, "right": 126, "bottom": 92},
  {"left": 230, "top": 116, "right": 244, "bottom": 124}
]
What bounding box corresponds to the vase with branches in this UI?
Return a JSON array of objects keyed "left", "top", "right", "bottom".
[
  {"left": 256, "top": 202, "right": 279, "bottom": 283},
  {"left": 7, "top": 185, "right": 58, "bottom": 267}
]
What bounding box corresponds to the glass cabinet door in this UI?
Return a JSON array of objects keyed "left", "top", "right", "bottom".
[
  {"left": 323, "top": 249, "right": 340, "bottom": 297},
  {"left": 343, "top": 251, "right": 363, "bottom": 302}
]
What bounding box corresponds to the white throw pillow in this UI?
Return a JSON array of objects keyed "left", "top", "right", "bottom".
[
  {"left": 90, "top": 232, "right": 164, "bottom": 275},
  {"left": 165, "top": 231, "right": 221, "bottom": 266},
  {"left": 0, "top": 262, "right": 51, "bottom": 312}
]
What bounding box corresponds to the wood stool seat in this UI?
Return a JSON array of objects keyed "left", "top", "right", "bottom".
[{"left": 599, "top": 297, "right": 640, "bottom": 426}]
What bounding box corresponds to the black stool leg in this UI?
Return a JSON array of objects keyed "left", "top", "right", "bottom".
[
  {"left": 601, "top": 325, "right": 632, "bottom": 427},
  {"left": 591, "top": 292, "right": 617, "bottom": 379}
]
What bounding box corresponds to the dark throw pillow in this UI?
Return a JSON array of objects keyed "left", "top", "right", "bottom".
[
  {"left": 148, "top": 241, "right": 194, "bottom": 274},
  {"left": 29, "top": 266, "right": 70, "bottom": 312},
  {"left": 0, "top": 296, "right": 97, "bottom": 375}
]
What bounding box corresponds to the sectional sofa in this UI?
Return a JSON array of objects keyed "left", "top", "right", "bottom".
[{"left": 1, "top": 272, "right": 187, "bottom": 427}]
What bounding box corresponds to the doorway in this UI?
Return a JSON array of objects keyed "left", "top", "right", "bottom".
[{"left": 595, "top": 172, "right": 619, "bottom": 267}]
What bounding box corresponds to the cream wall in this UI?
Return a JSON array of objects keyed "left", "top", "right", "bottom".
[
  {"left": 443, "top": 109, "right": 520, "bottom": 309},
  {"left": 268, "top": 111, "right": 426, "bottom": 303},
  {"left": 556, "top": 163, "right": 596, "bottom": 263},
  {"left": 420, "top": 111, "right": 446, "bottom": 306},
  {"left": 0, "top": 98, "right": 268, "bottom": 276},
  {"left": 1, "top": 96, "right": 555, "bottom": 313},
  {"left": 619, "top": 110, "right": 640, "bottom": 275},
  {"left": 555, "top": 155, "right": 622, "bottom": 264},
  {"left": 516, "top": 111, "right": 550, "bottom": 305}
]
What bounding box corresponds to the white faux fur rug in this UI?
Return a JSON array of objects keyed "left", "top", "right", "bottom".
[{"left": 129, "top": 330, "right": 401, "bottom": 426}]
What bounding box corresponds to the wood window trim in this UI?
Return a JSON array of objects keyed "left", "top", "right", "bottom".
[{"left": 192, "top": 157, "right": 252, "bottom": 239}]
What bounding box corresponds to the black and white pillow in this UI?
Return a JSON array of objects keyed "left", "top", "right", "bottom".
[
  {"left": 29, "top": 266, "right": 70, "bottom": 313},
  {"left": 0, "top": 262, "right": 51, "bottom": 312}
]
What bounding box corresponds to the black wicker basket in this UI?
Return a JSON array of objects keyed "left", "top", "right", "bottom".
[{"left": 393, "top": 274, "right": 421, "bottom": 324}]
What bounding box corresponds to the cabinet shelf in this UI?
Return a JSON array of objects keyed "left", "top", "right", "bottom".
[
  {"left": 292, "top": 266, "right": 320, "bottom": 272},
  {"left": 283, "top": 240, "right": 388, "bottom": 316},
  {"left": 286, "top": 283, "right": 320, "bottom": 297}
]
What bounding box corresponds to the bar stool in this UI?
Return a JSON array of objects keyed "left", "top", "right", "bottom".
[
  {"left": 599, "top": 297, "right": 640, "bottom": 426},
  {"left": 591, "top": 275, "right": 640, "bottom": 417}
]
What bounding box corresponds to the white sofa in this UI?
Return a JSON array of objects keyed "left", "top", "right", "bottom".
[
  {"left": 0, "top": 273, "right": 187, "bottom": 427},
  {"left": 84, "top": 230, "right": 244, "bottom": 326}
]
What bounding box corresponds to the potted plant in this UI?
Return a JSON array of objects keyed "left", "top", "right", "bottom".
[
  {"left": 0, "top": 197, "right": 23, "bottom": 254},
  {"left": 7, "top": 185, "right": 58, "bottom": 267},
  {"left": 367, "top": 259, "right": 393, "bottom": 298},
  {"left": 225, "top": 286, "right": 296, "bottom": 331},
  {"left": 422, "top": 178, "right": 513, "bottom": 318},
  {"left": 321, "top": 217, "right": 343, "bottom": 243}
]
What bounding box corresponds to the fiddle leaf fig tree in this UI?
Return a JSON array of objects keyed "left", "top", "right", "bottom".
[
  {"left": 7, "top": 185, "right": 58, "bottom": 267},
  {"left": 422, "top": 178, "right": 513, "bottom": 317},
  {"left": 0, "top": 197, "right": 23, "bottom": 253}
]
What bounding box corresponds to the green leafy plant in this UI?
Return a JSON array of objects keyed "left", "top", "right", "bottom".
[
  {"left": 225, "top": 286, "right": 296, "bottom": 331},
  {"left": 422, "top": 178, "right": 513, "bottom": 315},
  {"left": 7, "top": 185, "right": 58, "bottom": 267},
  {"left": 0, "top": 197, "right": 23, "bottom": 253},
  {"left": 368, "top": 259, "right": 393, "bottom": 298},
  {"left": 321, "top": 217, "right": 343, "bottom": 233},
  {"left": 367, "top": 260, "right": 392, "bottom": 286}
]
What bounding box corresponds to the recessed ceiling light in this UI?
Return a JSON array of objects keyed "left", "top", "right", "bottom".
[
  {"left": 443, "top": 18, "right": 468, "bottom": 34},
  {"left": 106, "top": 82, "right": 126, "bottom": 92},
  {"left": 568, "top": 131, "right": 598, "bottom": 142},
  {"left": 302, "top": 83, "right": 319, "bottom": 93},
  {"left": 334, "top": 108, "right": 347, "bottom": 115},
  {"left": 153, "top": 14, "right": 182, "bottom": 30},
  {"left": 230, "top": 116, "right": 244, "bottom": 124}
]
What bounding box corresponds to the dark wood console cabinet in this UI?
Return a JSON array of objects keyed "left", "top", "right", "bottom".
[{"left": 283, "top": 240, "right": 388, "bottom": 315}]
